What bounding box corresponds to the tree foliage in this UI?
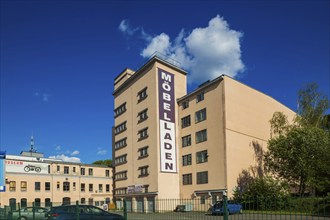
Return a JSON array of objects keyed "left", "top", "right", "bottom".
[
  {"left": 92, "top": 159, "right": 112, "bottom": 167},
  {"left": 295, "top": 83, "right": 329, "bottom": 128},
  {"left": 265, "top": 83, "right": 330, "bottom": 196},
  {"left": 234, "top": 176, "right": 289, "bottom": 200},
  {"left": 265, "top": 126, "right": 330, "bottom": 196}
]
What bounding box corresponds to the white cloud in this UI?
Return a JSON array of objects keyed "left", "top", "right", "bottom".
[
  {"left": 97, "top": 148, "right": 107, "bottom": 155},
  {"left": 124, "top": 15, "right": 245, "bottom": 83},
  {"left": 55, "top": 145, "right": 61, "bottom": 151},
  {"left": 71, "top": 150, "right": 80, "bottom": 156},
  {"left": 34, "top": 92, "right": 51, "bottom": 102},
  {"left": 118, "top": 19, "right": 139, "bottom": 36},
  {"left": 141, "top": 33, "right": 171, "bottom": 57},
  {"left": 49, "top": 154, "right": 81, "bottom": 163}
]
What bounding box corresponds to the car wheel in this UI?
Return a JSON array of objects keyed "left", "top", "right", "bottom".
[{"left": 17, "top": 217, "right": 27, "bottom": 220}]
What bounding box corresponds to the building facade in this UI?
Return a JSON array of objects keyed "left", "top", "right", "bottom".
[
  {"left": 112, "top": 55, "right": 295, "bottom": 212},
  {"left": 0, "top": 150, "right": 112, "bottom": 208}
]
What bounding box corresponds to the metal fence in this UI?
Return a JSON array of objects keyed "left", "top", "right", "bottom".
[
  {"left": 122, "top": 196, "right": 330, "bottom": 220},
  {"left": 0, "top": 200, "right": 122, "bottom": 220},
  {"left": 1, "top": 196, "right": 329, "bottom": 220}
]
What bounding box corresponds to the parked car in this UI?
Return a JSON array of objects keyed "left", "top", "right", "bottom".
[
  {"left": 8, "top": 207, "right": 49, "bottom": 220},
  {"left": 47, "top": 205, "right": 124, "bottom": 220},
  {"left": 211, "top": 200, "right": 243, "bottom": 215}
]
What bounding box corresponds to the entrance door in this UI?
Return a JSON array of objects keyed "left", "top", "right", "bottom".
[
  {"left": 136, "top": 197, "right": 144, "bottom": 213},
  {"left": 147, "top": 197, "right": 155, "bottom": 213},
  {"left": 125, "top": 198, "right": 132, "bottom": 212}
]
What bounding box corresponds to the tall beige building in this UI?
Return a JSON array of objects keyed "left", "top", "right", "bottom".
[{"left": 112, "top": 55, "right": 294, "bottom": 212}]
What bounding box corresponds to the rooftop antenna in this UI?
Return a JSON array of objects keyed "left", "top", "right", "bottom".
[{"left": 30, "top": 134, "right": 36, "bottom": 153}]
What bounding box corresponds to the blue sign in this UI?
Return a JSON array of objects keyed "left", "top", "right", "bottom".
[{"left": 0, "top": 151, "right": 6, "bottom": 192}]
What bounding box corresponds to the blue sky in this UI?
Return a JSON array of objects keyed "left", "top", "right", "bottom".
[{"left": 0, "top": 0, "right": 329, "bottom": 164}]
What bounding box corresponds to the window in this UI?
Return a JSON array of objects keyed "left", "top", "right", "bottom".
[
  {"left": 57, "top": 165, "right": 60, "bottom": 172},
  {"left": 138, "top": 87, "right": 147, "bottom": 102},
  {"left": 35, "top": 182, "right": 41, "bottom": 191},
  {"left": 45, "top": 182, "right": 51, "bottom": 191},
  {"left": 57, "top": 182, "right": 60, "bottom": 190},
  {"left": 62, "top": 197, "right": 70, "bottom": 205},
  {"left": 88, "top": 168, "right": 93, "bottom": 176},
  {"left": 105, "top": 170, "right": 110, "bottom": 177},
  {"left": 197, "top": 171, "right": 208, "bottom": 184},
  {"left": 9, "top": 181, "right": 16, "bottom": 192},
  {"left": 106, "top": 184, "right": 110, "bottom": 193},
  {"left": 114, "top": 121, "right": 127, "bottom": 135},
  {"left": 138, "top": 166, "right": 149, "bottom": 177},
  {"left": 81, "top": 198, "right": 86, "bottom": 204},
  {"left": 181, "top": 115, "right": 191, "bottom": 128},
  {"left": 182, "top": 135, "right": 191, "bottom": 147},
  {"left": 200, "top": 195, "right": 206, "bottom": 204},
  {"left": 114, "top": 102, "right": 126, "bottom": 118},
  {"left": 115, "top": 171, "right": 127, "bottom": 181},
  {"left": 80, "top": 168, "right": 85, "bottom": 175},
  {"left": 81, "top": 183, "right": 85, "bottom": 192},
  {"left": 196, "top": 129, "right": 207, "bottom": 143},
  {"left": 21, "top": 198, "right": 27, "bottom": 208},
  {"left": 138, "top": 127, "right": 148, "bottom": 140},
  {"left": 45, "top": 198, "right": 51, "bottom": 207},
  {"left": 9, "top": 198, "right": 16, "bottom": 210},
  {"left": 115, "top": 154, "right": 127, "bottom": 165},
  {"left": 64, "top": 166, "right": 69, "bottom": 174},
  {"left": 63, "top": 182, "right": 70, "bottom": 192},
  {"left": 182, "top": 100, "right": 189, "bottom": 109},
  {"left": 195, "top": 108, "right": 206, "bottom": 123},
  {"left": 21, "top": 181, "right": 27, "bottom": 192},
  {"left": 115, "top": 188, "right": 127, "bottom": 195},
  {"left": 35, "top": 198, "right": 41, "bottom": 207},
  {"left": 73, "top": 182, "right": 76, "bottom": 190},
  {"left": 73, "top": 167, "right": 76, "bottom": 173},
  {"left": 138, "top": 146, "right": 148, "bottom": 158},
  {"left": 114, "top": 138, "right": 127, "bottom": 150},
  {"left": 99, "top": 184, "right": 103, "bottom": 193},
  {"left": 196, "top": 92, "right": 204, "bottom": 103},
  {"left": 182, "top": 154, "right": 192, "bottom": 166},
  {"left": 138, "top": 109, "right": 148, "bottom": 123},
  {"left": 196, "top": 150, "right": 208, "bottom": 164},
  {"left": 183, "top": 174, "right": 192, "bottom": 185},
  {"left": 88, "top": 198, "right": 93, "bottom": 205},
  {"left": 89, "top": 184, "right": 93, "bottom": 192}
]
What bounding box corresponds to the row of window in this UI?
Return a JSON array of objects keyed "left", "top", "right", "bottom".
[
  {"left": 182, "top": 171, "right": 208, "bottom": 185},
  {"left": 55, "top": 166, "right": 110, "bottom": 177},
  {"left": 182, "top": 92, "right": 205, "bottom": 110},
  {"left": 181, "top": 108, "right": 206, "bottom": 128},
  {"left": 114, "top": 124, "right": 148, "bottom": 142},
  {"left": 9, "top": 197, "right": 109, "bottom": 209},
  {"left": 182, "top": 150, "right": 208, "bottom": 166},
  {"left": 114, "top": 87, "right": 148, "bottom": 119},
  {"left": 182, "top": 129, "right": 207, "bottom": 147},
  {"left": 115, "top": 146, "right": 149, "bottom": 166},
  {"left": 114, "top": 166, "right": 149, "bottom": 181},
  {"left": 9, "top": 181, "right": 110, "bottom": 193}
]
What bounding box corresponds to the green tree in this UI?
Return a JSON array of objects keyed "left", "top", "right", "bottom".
[
  {"left": 295, "top": 83, "right": 329, "bottom": 128},
  {"left": 265, "top": 83, "right": 330, "bottom": 196},
  {"left": 92, "top": 159, "right": 112, "bottom": 167},
  {"left": 265, "top": 126, "right": 330, "bottom": 196}
]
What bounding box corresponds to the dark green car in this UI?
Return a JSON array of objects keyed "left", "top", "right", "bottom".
[{"left": 9, "top": 207, "right": 49, "bottom": 220}]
